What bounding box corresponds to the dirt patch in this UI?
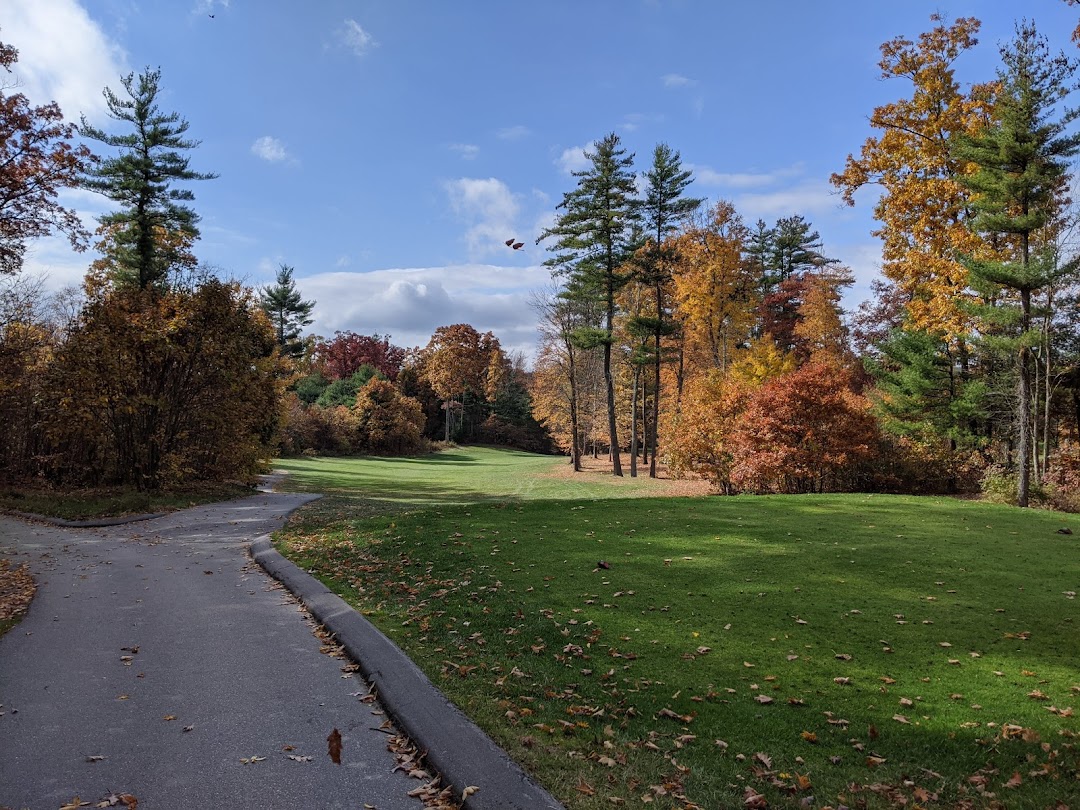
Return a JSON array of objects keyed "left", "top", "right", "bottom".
[
  {"left": 0, "top": 558, "right": 35, "bottom": 627},
  {"left": 540, "top": 454, "right": 714, "bottom": 497}
]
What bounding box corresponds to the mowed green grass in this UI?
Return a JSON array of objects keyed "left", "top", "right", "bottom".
[{"left": 275, "top": 449, "right": 1080, "bottom": 809}]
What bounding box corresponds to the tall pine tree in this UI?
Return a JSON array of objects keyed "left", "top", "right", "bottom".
[
  {"left": 636, "top": 144, "right": 702, "bottom": 477},
  {"left": 80, "top": 68, "right": 216, "bottom": 289},
  {"left": 539, "top": 133, "right": 641, "bottom": 476},
  {"left": 953, "top": 22, "right": 1080, "bottom": 506},
  {"left": 260, "top": 264, "right": 314, "bottom": 360}
]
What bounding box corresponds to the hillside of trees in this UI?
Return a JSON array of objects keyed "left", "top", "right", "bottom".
[{"left": 2, "top": 15, "right": 1079, "bottom": 510}]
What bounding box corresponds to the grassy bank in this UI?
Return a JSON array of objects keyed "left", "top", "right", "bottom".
[
  {"left": 0, "top": 482, "right": 256, "bottom": 521},
  {"left": 275, "top": 449, "right": 1080, "bottom": 808}
]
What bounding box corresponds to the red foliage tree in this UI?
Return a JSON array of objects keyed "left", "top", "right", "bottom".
[
  {"left": 729, "top": 363, "right": 878, "bottom": 493},
  {"left": 314, "top": 331, "right": 405, "bottom": 381},
  {"left": 0, "top": 36, "right": 92, "bottom": 274}
]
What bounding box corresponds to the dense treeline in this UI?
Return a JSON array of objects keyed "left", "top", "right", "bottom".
[
  {"left": 280, "top": 324, "right": 552, "bottom": 456},
  {"left": 531, "top": 15, "right": 1080, "bottom": 507}
]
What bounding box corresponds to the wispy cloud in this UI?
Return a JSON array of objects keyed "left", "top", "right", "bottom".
[
  {"left": 691, "top": 163, "right": 806, "bottom": 189},
  {"left": 735, "top": 181, "right": 842, "bottom": 220},
  {"left": 192, "top": 0, "right": 230, "bottom": 14},
  {"left": 444, "top": 177, "right": 522, "bottom": 258},
  {"left": 662, "top": 73, "right": 694, "bottom": 88},
  {"left": 339, "top": 19, "right": 378, "bottom": 57},
  {"left": 497, "top": 125, "right": 531, "bottom": 141},
  {"left": 449, "top": 143, "right": 480, "bottom": 160},
  {"left": 555, "top": 144, "right": 590, "bottom": 175},
  {"left": 4, "top": 0, "right": 127, "bottom": 124},
  {"left": 251, "top": 136, "right": 289, "bottom": 162}
]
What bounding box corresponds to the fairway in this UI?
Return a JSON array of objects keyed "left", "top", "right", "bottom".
[{"left": 275, "top": 449, "right": 1080, "bottom": 809}]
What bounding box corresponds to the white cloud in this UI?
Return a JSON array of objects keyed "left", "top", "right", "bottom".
[
  {"left": 251, "top": 135, "right": 288, "bottom": 162},
  {"left": 662, "top": 73, "right": 693, "bottom": 88},
  {"left": 299, "top": 264, "right": 551, "bottom": 359},
  {"left": 555, "top": 144, "right": 590, "bottom": 175},
  {"left": 4, "top": 0, "right": 127, "bottom": 124},
  {"left": 497, "top": 125, "right": 531, "bottom": 140},
  {"left": 192, "top": 0, "right": 230, "bottom": 14},
  {"left": 449, "top": 143, "right": 480, "bottom": 160},
  {"left": 691, "top": 163, "right": 805, "bottom": 189},
  {"left": 735, "top": 181, "right": 843, "bottom": 220},
  {"left": 444, "top": 177, "right": 522, "bottom": 258},
  {"left": 340, "top": 19, "right": 378, "bottom": 57}
]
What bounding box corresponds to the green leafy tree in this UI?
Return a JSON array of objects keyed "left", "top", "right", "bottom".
[
  {"left": 539, "top": 133, "right": 641, "bottom": 476},
  {"left": 260, "top": 264, "right": 314, "bottom": 359},
  {"left": 953, "top": 22, "right": 1080, "bottom": 506},
  {"left": 315, "top": 365, "right": 382, "bottom": 408},
  {"left": 80, "top": 68, "right": 216, "bottom": 289}
]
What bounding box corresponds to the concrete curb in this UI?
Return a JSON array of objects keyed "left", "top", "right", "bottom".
[
  {"left": 250, "top": 535, "right": 564, "bottom": 810},
  {"left": 4, "top": 510, "right": 167, "bottom": 528}
]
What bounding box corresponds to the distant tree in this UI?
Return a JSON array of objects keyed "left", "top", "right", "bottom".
[
  {"left": 315, "top": 365, "right": 382, "bottom": 408},
  {"left": 316, "top": 331, "right": 405, "bottom": 380},
  {"left": 420, "top": 323, "right": 489, "bottom": 441},
  {"left": 260, "top": 264, "right": 314, "bottom": 359},
  {"left": 953, "top": 22, "right": 1080, "bottom": 506},
  {"left": 353, "top": 378, "right": 426, "bottom": 455},
  {"left": 80, "top": 68, "right": 216, "bottom": 289},
  {"left": 539, "top": 133, "right": 641, "bottom": 475},
  {"left": 0, "top": 34, "right": 92, "bottom": 274}
]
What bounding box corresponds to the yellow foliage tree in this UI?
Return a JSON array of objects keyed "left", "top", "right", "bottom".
[{"left": 830, "top": 15, "right": 999, "bottom": 340}]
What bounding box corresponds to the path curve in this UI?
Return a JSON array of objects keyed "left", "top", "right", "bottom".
[{"left": 0, "top": 488, "right": 425, "bottom": 809}]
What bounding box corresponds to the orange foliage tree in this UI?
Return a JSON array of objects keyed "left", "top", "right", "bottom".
[{"left": 729, "top": 363, "right": 879, "bottom": 494}]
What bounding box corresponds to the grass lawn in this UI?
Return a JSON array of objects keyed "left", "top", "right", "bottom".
[{"left": 274, "top": 448, "right": 1080, "bottom": 809}]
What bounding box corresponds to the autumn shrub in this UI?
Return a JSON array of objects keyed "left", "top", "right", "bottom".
[
  {"left": 661, "top": 370, "right": 749, "bottom": 493},
  {"left": 728, "top": 362, "right": 879, "bottom": 493},
  {"left": 48, "top": 280, "right": 284, "bottom": 489},
  {"left": 352, "top": 378, "right": 426, "bottom": 455},
  {"left": 854, "top": 431, "right": 985, "bottom": 494},
  {"left": 0, "top": 277, "right": 55, "bottom": 484},
  {"left": 1039, "top": 441, "right": 1080, "bottom": 511}
]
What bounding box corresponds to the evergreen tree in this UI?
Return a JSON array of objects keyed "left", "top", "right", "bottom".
[
  {"left": 953, "top": 21, "right": 1080, "bottom": 506},
  {"left": 260, "top": 264, "right": 315, "bottom": 359},
  {"left": 80, "top": 68, "right": 216, "bottom": 289},
  {"left": 768, "top": 215, "right": 836, "bottom": 284},
  {"left": 539, "top": 133, "right": 641, "bottom": 476},
  {"left": 635, "top": 143, "right": 702, "bottom": 477}
]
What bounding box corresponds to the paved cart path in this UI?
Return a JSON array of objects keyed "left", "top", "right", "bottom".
[{"left": 0, "top": 485, "right": 425, "bottom": 810}]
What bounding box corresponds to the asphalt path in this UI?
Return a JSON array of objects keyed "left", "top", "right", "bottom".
[{"left": 0, "top": 485, "right": 426, "bottom": 810}]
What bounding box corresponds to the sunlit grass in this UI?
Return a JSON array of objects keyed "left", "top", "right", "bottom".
[{"left": 275, "top": 450, "right": 1080, "bottom": 808}]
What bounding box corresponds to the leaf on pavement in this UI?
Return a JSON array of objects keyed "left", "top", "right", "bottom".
[{"left": 327, "top": 728, "right": 343, "bottom": 764}]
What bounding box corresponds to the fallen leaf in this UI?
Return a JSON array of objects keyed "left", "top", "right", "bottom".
[
  {"left": 754, "top": 694, "right": 774, "bottom": 705},
  {"left": 893, "top": 714, "right": 910, "bottom": 724},
  {"left": 85, "top": 755, "right": 106, "bottom": 763},
  {"left": 286, "top": 754, "right": 313, "bottom": 762},
  {"left": 1004, "top": 771, "right": 1022, "bottom": 789},
  {"left": 801, "top": 730, "right": 817, "bottom": 743},
  {"left": 833, "top": 677, "right": 851, "bottom": 686},
  {"left": 327, "top": 728, "right": 342, "bottom": 765},
  {"left": 462, "top": 786, "right": 480, "bottom": 797}
]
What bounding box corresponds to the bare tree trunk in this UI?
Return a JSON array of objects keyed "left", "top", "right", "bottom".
[{"left": 629, "top": 366, "right": 639, "bottom": 477}]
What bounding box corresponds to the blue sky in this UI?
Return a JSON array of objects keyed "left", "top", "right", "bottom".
[{"left": 7, "top": 0, "right": 1078, "bottom": 359}]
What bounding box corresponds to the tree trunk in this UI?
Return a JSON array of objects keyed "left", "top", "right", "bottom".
[
  {"left": 629, "top": 366, "right": 639, "bottom": 477},
  {"left": 1017, "top": 288, "right": 1032, "bottom": 507}
]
